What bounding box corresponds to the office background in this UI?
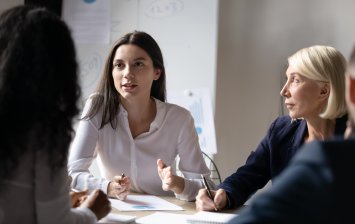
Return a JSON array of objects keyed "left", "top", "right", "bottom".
[{"left": 1, "top": 0, "right": 355, "bottom": 185}]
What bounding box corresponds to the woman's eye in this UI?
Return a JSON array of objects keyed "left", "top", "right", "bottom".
[
  {"left": 114, "top": 63, "right": 124, "bottom": 69},
  {"left": 290, "top": 76, "right": 300, "bottom": 83},
  {"left": 134, "top": 61, "right": 144, "bottom": 67}
]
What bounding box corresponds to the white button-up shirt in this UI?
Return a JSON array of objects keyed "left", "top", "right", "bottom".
[{"left": 68, "top": 98, "right": 213, "bottom": 201}]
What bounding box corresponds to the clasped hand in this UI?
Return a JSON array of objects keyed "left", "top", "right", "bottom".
[{"left": 70, "top": 189, "right": 111, "bottom": 220}]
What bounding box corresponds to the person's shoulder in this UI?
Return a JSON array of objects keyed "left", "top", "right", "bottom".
[
  {"left": 294, "top": 138, "right": 355, "bottom": 164},
  {"left": 319, "top": 138, "right": 355, "bottom": 159},
  {"left": 157, "top": 100, "right": 191, "bottom": 117},
  {"left": 84, "top": 92, "right": 101, "bottom": 106},
  {"left": 81, "top": 92, "right": 103, "bottom": 117}
]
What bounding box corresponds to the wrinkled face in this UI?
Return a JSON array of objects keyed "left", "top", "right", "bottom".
[
  {"left": 112, "top": 44, "right": 160, "bottom": 101},
  {"left": 280, "top": 65, "right": 328, "bottom": 119}
]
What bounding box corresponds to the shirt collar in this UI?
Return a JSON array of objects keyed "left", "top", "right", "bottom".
[{"left": 118, "top": 98, "right": 165, "bottom": 130}]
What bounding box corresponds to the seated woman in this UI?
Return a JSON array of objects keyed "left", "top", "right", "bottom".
[
  {"left": 196, "top": 45, "right": 348, "bottom": 211},
  {"left": 68, "top": 31, "right": 214, "bottom": 201}
]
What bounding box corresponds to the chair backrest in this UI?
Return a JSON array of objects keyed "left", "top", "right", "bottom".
[
  {"left": 202, "top": 152, "right": 221, "bottom": 185},
  {"left": 175, "top": 152, "right": 221, "bottom": 185}
]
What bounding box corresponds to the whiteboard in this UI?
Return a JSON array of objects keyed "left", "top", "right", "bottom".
[
  {"left": 63, "top": 0, "right": 218, "bottom": 106},
  {"left": 168, "top": 88, "right": 217, "bottom": 154}
]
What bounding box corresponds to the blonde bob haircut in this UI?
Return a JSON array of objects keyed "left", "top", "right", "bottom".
[{"left": 288, "top": 45, "right": 347, "bottom": 119}]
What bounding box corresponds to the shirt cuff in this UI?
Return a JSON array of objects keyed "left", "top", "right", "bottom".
[
  {"left": 175, "top": 178, "right": 198, "bottom": 201},
  {"left": 100, "top": 179, "right": 111, "bottom": 194}
]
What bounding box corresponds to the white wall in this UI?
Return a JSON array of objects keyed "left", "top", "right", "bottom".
[
  {"left": 66, "top": 0, "right": 219, "bottom": 108},
  {"left": 214, "top": 0, "right": 355, "bottom": 180}
]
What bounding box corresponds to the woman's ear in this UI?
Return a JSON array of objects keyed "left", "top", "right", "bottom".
[
  {"left": 319, "top": 82, "right": 330, "bottom": 99},
  {"left": 154, "top": 68, "right": 161, "bottom": 80}
]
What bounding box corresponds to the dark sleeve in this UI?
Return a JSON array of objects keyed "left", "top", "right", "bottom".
[
  {"left": 218, "top": 120, "right": 277, "bottom": 208},
  {"left": 230, "top": 143, "right": 331, "bottom": 224}
]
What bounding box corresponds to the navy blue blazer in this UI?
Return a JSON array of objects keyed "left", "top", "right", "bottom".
[
  {"left": 219, "top": 115, "right": 347, "bottom": 208},
  {"left": 229, "top": 138, "right": 355, "bottom": 224}
]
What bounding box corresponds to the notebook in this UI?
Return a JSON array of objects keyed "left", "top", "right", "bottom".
[
  {"left": 135, "top": 212, "right": 189, "bottom": 224},
  {"left": 185, "top": 211, "right": 238, "bottom": 224}
]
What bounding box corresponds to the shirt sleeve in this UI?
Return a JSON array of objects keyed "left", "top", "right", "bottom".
[
  {"left": 68, "top": 99, "right": 110, "bottom": 194},
  {"left": 219, "top": 120, "right": 278, "bottom": 208},
  {"left": 35, "top": 151, "right": 98, "bottom": 224},
  {"left": 175, "top": 113, "right": 215, "bottom": 201}
]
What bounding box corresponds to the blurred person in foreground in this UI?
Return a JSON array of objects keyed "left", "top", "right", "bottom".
[{"left": 0, "top": 5, "right": 110, "bottom": 224}]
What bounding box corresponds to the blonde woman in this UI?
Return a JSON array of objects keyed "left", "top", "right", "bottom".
[{"left": 196, "top": 45, "right": 348, "bottom": 211}]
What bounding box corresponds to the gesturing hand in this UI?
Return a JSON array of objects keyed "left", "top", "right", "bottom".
[{"left": 157, "top": 159, "right": 184, "bottom": 194}]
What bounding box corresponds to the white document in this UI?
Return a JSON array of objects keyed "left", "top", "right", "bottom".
[
  {"left": 135, "top": 212, "right": 189, "bottom": 224},
  {"left": 167, "top": 88, "right": 217, "bottom": 154},
  {"left": 185, "top": 211, "right": 238, "bottom": 224},
  {"left": 109, "top": 195, "right": 183, "bottom": 211},
  {"left": 98, "top": 213, "right": 136, "bottom": 224},
  {"left": 135, "top": 211, "right": 238, "bottom": 224}
]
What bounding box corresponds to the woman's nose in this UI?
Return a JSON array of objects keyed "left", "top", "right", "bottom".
[
  {"left": 123, "top": 66, "right": 134, "bottom": 78},
  {"left": 280, "top": 83, "right": 288, "bottom": 97}
]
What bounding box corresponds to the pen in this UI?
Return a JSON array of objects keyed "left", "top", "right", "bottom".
[
  {"left": 201, "top": 174, "right": 213, "bottom": 199},
  {"left": 119, "top": 173, "right": 125, "bottom": 185},
  {"left": 71, "top": 188, "right": 80, "bottom": 193}
]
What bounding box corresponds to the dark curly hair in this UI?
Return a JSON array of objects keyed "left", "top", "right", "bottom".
[
  {"left": 0, "top": 6, "right": 81, "bottom": 179},
  {"left": 83, "top": 31, "right": 166, "bottom": 129}
]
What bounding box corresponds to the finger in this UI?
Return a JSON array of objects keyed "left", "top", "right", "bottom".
[
  {"left": 113, "top": 175, "right": 123, "bottom": 183},
  {"left": 76, "top": 190, "right": 88, "bottom": 197},
  {"left": 122, "top": 176, "right": 131, "bottom": 185},
  {"left": 71, "top": 191, "right": 86, "bottom": 201},
  {"left": 196, "top": 197, "right": 215, "bottom": 211},
  {"left": 115, "top": 189, "right": 128, "bottom": 200},
  {"left": 117, "top": 190, "right": 129, "bottom": 200},
  {"left": 213, "top": 190, "right": 226, "bottom": 211},
  {"left": 157, "top": 159, "right": 166, "bottom": 169}
]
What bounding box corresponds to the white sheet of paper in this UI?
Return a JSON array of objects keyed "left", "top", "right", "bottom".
[
  {"left": 185, "top": 211, "right": 238, "bottom": 224},
  {"left": 109, "top": 195, "right": 184, "bottom": 211},
  {"left": 98, "top": 213, "right": 136, "bottom": 224},
  {"left": 135, "top": 212, "right": 189, "bottom": 224}
]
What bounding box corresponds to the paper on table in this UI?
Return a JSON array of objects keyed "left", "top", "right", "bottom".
[
  {"left": 109, "top": 195, "right": 184, "bottom": 211},
  {"left": 186, "top": 211, "right": 238, "bottom": 224},
  {"left": 98, "top": 213, "right": 136, "bottom": 224},
  {"left": 135, "top": 212, "right": 189, "bottom": 224}
]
